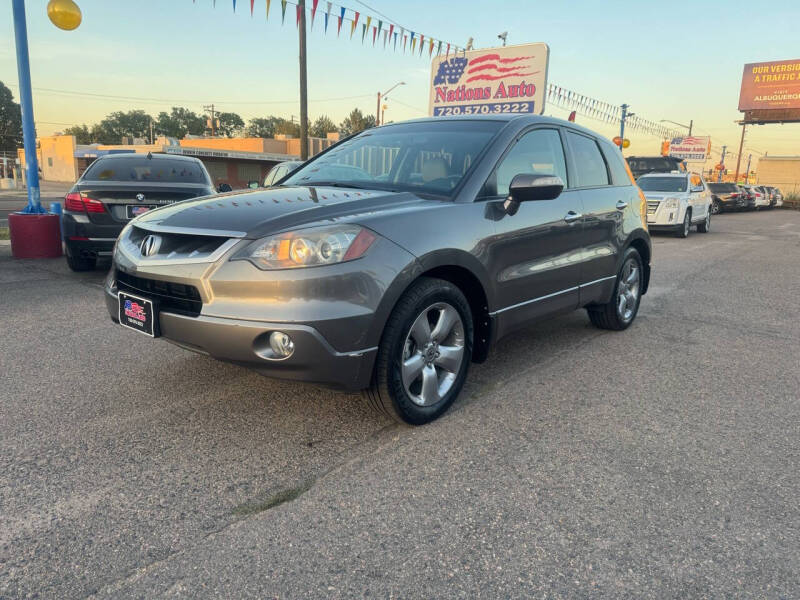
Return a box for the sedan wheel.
[587,247,643,331]
[616,258,641,324]
[711,200,721,215]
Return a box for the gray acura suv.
[107,116,651,424]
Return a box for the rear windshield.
[708,183,737,193]
[626,157,685,175]
[83,157,209,184]
[637,176,687,192]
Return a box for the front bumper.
[105,234,418,390]
[646,223,683,233]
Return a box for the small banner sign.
[668,136,711,161]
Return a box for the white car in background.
[637,172,712,238]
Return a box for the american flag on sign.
[674,136,704,145]
[434,52,538,86]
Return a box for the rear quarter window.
[566,131,609,188]
[599,142,633,186]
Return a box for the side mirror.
[217,183,232,193]
[504,173,564,215]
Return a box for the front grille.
[124,226,230,262]
[646,201,659,215]
[115,270,202,317]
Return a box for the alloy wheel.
[712,201,721,215]
[401,302,465,407]
[616,258,641,323]
[684,213,691,237]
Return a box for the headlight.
[664,197,680,209]
[234,224,377,270]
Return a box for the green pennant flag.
[280,0,287,23]
[361,23,367,42]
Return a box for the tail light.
[64,192,105,213]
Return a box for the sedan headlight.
[663,196,680,209]
[234,224,377,270]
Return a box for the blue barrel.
[49,201,62,215]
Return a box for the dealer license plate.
[127,204,157,218]
[118,291,158,337]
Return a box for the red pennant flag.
[372,25,377,45]
[419,34,424,55]
[403,34,408,52]
[446,42,450,57]
[310,0,318,29]
[296,3,300,26]
[250,0,254,15]
[350,11,359,38]
[337,6,344,35]
[388,23,394,46]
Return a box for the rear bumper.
[104,282,377,389]
[63,212,122,257]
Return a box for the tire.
[587,247,643,331]
[66,252,97,272]
[675,209,691,238]
[697,210,711,233]
[363,277,473,425]
[711,200,721,215]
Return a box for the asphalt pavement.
[2,210,799,598]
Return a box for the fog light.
[269,331,294,358]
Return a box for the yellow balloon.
[47,0,82,31]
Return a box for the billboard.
[429,43,549,117]
[668,136,711,161]
[739,59,800,112]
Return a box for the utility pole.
[298,0,309,160]
[744,154,752,184]
[619,104,629,151]
[734,122,746,183]
[688,120,693,136]
[718,145,727,183]
[203,104,217,137]
[376,91,381,126]
[149,119,154,144]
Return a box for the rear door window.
[83,157,209,184]
[566,132,609,188]
[599,143,633,186]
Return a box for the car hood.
[133,186,435,239]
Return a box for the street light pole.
[11,0,43,213]
[298,0,309,160]
[377,81,405,126]
[619,104,629,151]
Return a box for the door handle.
[615,200,628,210]
[563,210,582,224]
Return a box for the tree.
[0,81,23,152]
[62,124,92,144]
[155,107,205,138]
[309,115,337,138]
[216,112,244,137]
[245,117,276,138]
[273,117,300,137]
[94,110,153,143]
[339,108,376,137]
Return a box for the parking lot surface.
[2,210,799,598]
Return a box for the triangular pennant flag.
[337,6,344,35]
[296,3,301,27]
[429,37,434,56]
[419,34,424,55]
[403,34,408,53]
[383,29,387,47]
[388,24,394,47]
[411,37,417,53]
[446,42,450,57]
[393,31,398,50]
[232,0,236,11]
[281,0,287,23]
[310,0,318,30]
[363,16,371,42]
[436,40,442,57]
[324,2,331,33]
[350,11,359,38]
[250,0,254,15]
[376,20,382,45]
[265,0,270,18]
[372,26,377,45]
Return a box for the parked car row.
[706,183,782,214]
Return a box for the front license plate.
[127,204,157,218]
[118,291,158,337]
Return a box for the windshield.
[83,157,210,184]
[283,120,504,196]
[637,176,687,192]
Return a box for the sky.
[2,0,800,168]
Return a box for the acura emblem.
[139,234,162,257]
[136,193,145,202]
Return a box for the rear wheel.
[711,200,721,215]
[66,252,97,272]
[364,277,473,425]
[587,247,643,331]
[697,210,711,233]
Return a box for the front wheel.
[675,210,691,238]
[587,247,643,331]
[697,210,711,233]
[364,277,473,425]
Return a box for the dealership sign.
[429,43,549,117]
[739,59,800,113]
[669,136,711,161]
